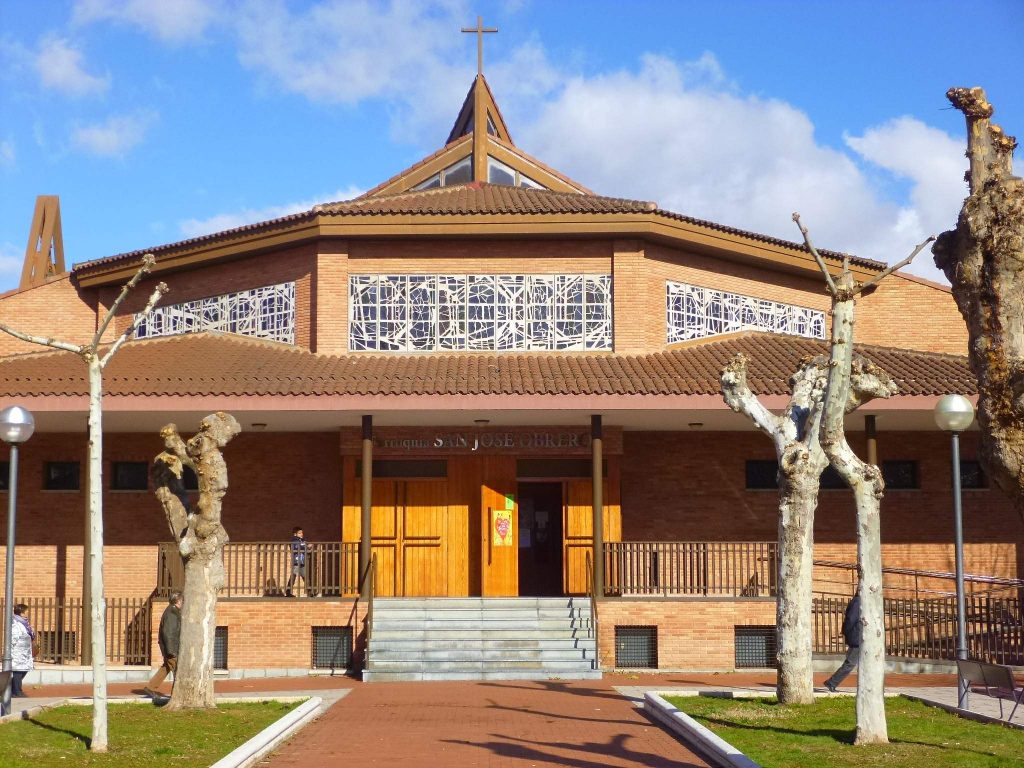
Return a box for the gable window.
[349,273,612,352]
[111,461,149,491]
[667,281,826,343]
[134,282,296,344]
[45,462,80,491]
[413,156,472,190]
[486,156,547,189]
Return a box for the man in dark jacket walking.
[824,593,861,692]
[144,591,182,697]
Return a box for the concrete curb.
[643,691,761,768]
[209,696,323,768]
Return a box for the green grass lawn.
[664,695,1024,768]
[0,700,298,768]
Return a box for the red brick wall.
[621,430,1024,580]
[149,599,367,669]
[857,274,968,355]
[0,277,98,356]
[599,599,776,669]
[0,431,342,598]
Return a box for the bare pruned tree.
[0,253,166,752]
[151,412,240,709]
[722,351,896,705]
[794,214,932,744]
[933,87,1024,521]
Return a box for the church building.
[0,43,1018,680]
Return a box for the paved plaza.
[6,671,1020,767]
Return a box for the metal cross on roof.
[461,15,497,76]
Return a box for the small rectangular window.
[44,462,80,491]
[614,626,658,669]
[0,462,8,491]
[745,460,778,490]
[311,626,353,669]
[882,460,918,489]
[214,626,228,670]
[112,461,149,491]
[960,460,987,490]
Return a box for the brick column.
[314,240,349,354]
[611,240,652,353]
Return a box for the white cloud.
[71,111,157,157]
[0,140,14,167]
[515,54,965,283]
[178,187,366,239]
[232,0,474,143]
[35,35,110,97]
[72,0,221,43]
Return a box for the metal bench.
[957,658,1024,722]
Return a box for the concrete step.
[371,607,591,620]
[368,638,595,652]
[362,668,602,682]
[374,597,588,609]
[371,628,594,642]
[371,618,593,631]
[367,658,596,672]
[367,648,594,663]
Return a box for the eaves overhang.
[72,209,883,288]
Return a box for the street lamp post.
[1,405,34,716]
[934,394,975,710]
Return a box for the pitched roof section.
[0,331,974,399]
[73,183,882,278]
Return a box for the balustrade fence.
[0,597,151,666]
[157,541,361,598]
[813,593,1023,666]
[603,541,778,597]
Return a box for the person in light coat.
[11,604,36,697]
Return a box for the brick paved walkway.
[260,679,711,767]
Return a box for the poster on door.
[493,508,513,547]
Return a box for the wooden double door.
[342,456,620,597]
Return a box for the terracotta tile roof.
[72,184,882,276]
[0,331,973,400]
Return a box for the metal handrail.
[813,559,1024,587]
[586,550,600,671]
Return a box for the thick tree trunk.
[152,413,240,710]
[775,469,822,704]
[933,87,1024,522]
[87,357,108,751]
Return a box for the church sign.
[339,426,623,456]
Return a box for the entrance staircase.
[363,597,600,681]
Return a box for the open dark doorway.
[517,482,564,596]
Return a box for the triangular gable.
[20,195,66,289]
[446,75,513,145]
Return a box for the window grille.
[214,626,228,670]
[735,626,777,668]
[135,282,295,344]
[44,462,80,491]
[311,626,353,669]
[882,460,918,489]
[959,460,987,489]
[614,626,658,668]
[349,274,612,352]
[667,281,826,343]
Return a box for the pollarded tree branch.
[92,254,156,347]
[856,237,934,295]
[100,281,168,368]
[721,354,783,438]
[0,321,82,354]
[792,213,837,294]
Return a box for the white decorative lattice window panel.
[135,282,296,344]
[666,281,825,343]
[349,274,612,352]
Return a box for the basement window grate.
[735,625,776,668]
[614,626,658,669]
[214,626,229,670]
[311,626,353,670]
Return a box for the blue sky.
[1,0,1022,291]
